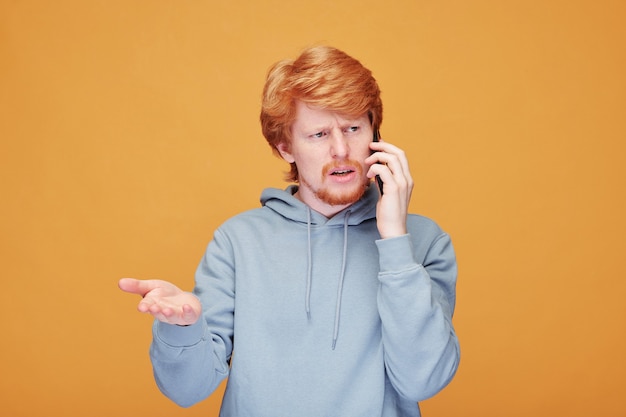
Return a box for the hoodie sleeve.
[375,230,460,402]
[149,228,235,407]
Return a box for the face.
[277,101,373,217]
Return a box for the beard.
[314,182,369,206]
[305,159,369,206]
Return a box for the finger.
[182,304,200,323]
[143,303,176,322]
[150,310,171,323]
[148,304,196,325]
[368,138,400,154]
[150,303,172,316]
[118,278,140,294]
[367,148,402,179]
[137,298,155,313]
[368,151,413,199]
[368,156,407,188]
[118,278,159,297]
[371,146,408,177]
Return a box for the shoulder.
[407,214,447,238]
[219,206,276,232]
[405,214,454,261]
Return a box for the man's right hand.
[118,278,202,326]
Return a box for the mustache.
[321,159,364,176]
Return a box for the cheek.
[291,152,319,175]
[357,140,373,159]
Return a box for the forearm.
[150,319,229,407]
[376,233,460,402]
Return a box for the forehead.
[292,101,368,130]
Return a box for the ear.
[276,142,295,163]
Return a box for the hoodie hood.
[260,183,380,349]
[260,183,379,226]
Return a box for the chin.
[316,182,368,206]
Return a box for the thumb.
[118,278,157,297]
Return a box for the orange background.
[1,1,625,416]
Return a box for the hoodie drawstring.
[304,207,351,350]
[305,207,313,319]
[331,211,350,350]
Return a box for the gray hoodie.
[149,184,459,416]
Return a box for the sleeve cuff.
[375,234,417,273]
[153,318,205,347]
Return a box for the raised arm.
[367,139,459,400]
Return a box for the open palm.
[118,278,202,326]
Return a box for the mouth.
[330,169,355,176]
[322,160,364,183]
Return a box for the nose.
[329,130,349,158]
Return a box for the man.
[119,45,459,417]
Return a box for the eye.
[345,126,359,133]
[310,131,326,139]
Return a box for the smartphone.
[373,130,384,195]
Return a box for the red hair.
[260,46,383,182]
